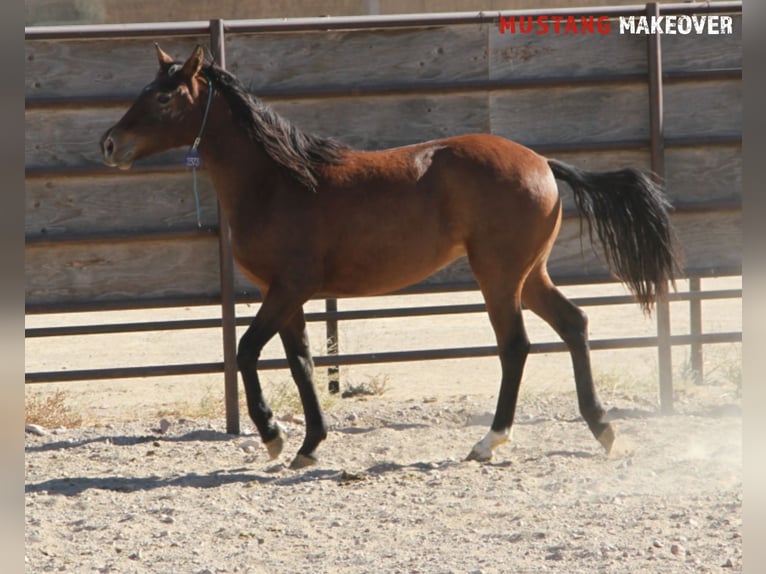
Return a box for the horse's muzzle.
[100,128,133,170]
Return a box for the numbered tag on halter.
[185,148,202,169]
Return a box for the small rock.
[722,557,734,568]
[278,413,305,425]
[159,418,172,434]
[652,540,663,548]
[25,424,48,436]
[159,514,175,524]
[239,440,260,453]
[670,543,683,556]
[545,550,564,561]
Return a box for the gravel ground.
[25,390,742,574]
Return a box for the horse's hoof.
[264,427,286,460]
[465,448,492,463]
[596,422,616,455]
[290,453,318,470]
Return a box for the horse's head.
[100,44,210,169]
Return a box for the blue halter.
[184,76,214,227]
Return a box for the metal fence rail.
[25,2,743,433]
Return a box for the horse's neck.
[200,118,280,216]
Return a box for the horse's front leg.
[279,309,327,469]
[237,286,310,462]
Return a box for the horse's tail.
[547,159,680,313]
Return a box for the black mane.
[203,65,349,190]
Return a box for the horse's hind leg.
[467,277,530,462]
[522,265,615,454]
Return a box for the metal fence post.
[689,276,703,384]
[646,2,673,414]
[326,298,340,393]
[210,19,240,434]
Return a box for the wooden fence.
[25,2,742,432]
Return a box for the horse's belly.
[323,242,466,297]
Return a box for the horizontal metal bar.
[24,330,742,384]
[25,227,219,248]
[24,2,741,41]
[26,317,226,338]
[24,163,183,180]
[25,68,741,112]
[24,287,741,339]
[221,3,742,34]
[25,295,229,315]
[25,362,225,383]
[25,21,212,41]
[24,134,741,183]
[24,267,742,315]
[664,68,742,84]
[23,195,741,249]
[665,134,742,149]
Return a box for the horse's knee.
[501,327,530,362]
[236,331,262,372]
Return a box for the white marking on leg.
[470,428,511,460]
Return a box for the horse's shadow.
[25,424,472,496]
[24,461,459,497]
[25,466,348,496]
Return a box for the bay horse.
[101,45,678,469]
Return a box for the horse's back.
[312,133,561,296]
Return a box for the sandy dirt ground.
[25,279,742,573]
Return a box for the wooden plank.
[268,93,490,151]
[25,237,222,306]
[664,146,742,205]
[489,83,648,146]
[226,24,489,93]
[26,93,490,167]
[25,107,189,168]
[26,141,739,239]
[662,14,742,73]
[489,21,646,80]
[543,144,742,210]
[543,211,741,280]
[24,207,741,306]
[25,173,217,237]
[25,37,209,98]
[671,210,742,272]
[26,25,490,100]
[664,79,742,140]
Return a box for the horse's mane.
[203,65,349,190]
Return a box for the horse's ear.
[180,45,205,79]
[155,43,175,68]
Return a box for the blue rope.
[192,167,202,227]
[185,77,215,228]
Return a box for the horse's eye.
[156,93,172,105]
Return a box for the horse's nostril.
[105,137,115,156]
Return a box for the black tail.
[548,159,680,313]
